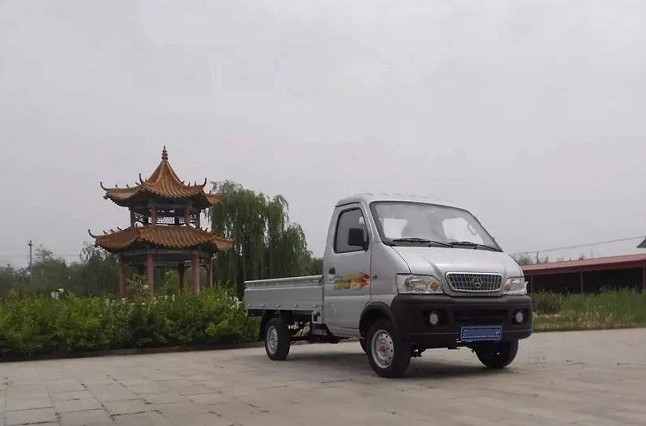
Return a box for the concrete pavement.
[2,328,646,425]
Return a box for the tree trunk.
[236,257,244,300]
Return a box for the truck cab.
[244,193,532,378]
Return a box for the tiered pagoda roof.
[90,147,233,253]
[100,147,222,209]
[89,225,233,252]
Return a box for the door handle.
[328,267,336,275]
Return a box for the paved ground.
[1,329,646,426]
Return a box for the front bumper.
[390,294,533,349]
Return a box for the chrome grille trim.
[445,272,502,293]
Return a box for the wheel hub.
[267,326,278,354]
[371,330,394,368]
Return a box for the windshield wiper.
[448,241,501,252]
[391,238,453,247]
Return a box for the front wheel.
[474,340,518,369]
[264,317,290,360]
[366,319,411,378]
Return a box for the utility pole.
[28,240,33,285]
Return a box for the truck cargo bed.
[244,275,323,313]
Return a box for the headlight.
[504,276,527,295]
[396,274,443,294]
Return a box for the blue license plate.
[460,325,503,342]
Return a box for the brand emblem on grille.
[472,277,483,289]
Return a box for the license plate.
[460,325,502,342]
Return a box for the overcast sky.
[1,0,645,267]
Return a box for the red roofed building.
[89,147,233,298]
[522,253,646,294]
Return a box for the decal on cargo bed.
[333,273,370,290]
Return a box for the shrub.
[531,292,566,315]
[0,288,259,358]
[533,289,646,331]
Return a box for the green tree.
[208,180,314,298]
[512,253,549,266]
[306,257,323,275]
[0,244,121,298]
[76,243,118,296]
[156,270,180,296]
[30,246,70,293]
[0,264,22,297]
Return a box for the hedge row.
[0,288,260,357]
[2,287,645,358]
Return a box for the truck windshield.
[369,201,502,251]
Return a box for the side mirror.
[348,227,367,249]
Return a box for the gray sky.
[1,0,645,267]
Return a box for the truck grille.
[446,273,502,293]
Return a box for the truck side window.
[334,208,367,253]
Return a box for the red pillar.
[147,253,155,298]
[178,262,186,294]
[192,253,200,293]
[207,255,213,288]
[118,255,127,298]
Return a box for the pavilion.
[89,147,233,298]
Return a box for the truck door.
[323,204,372,334]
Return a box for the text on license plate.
[460,325,503,342]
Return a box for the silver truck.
[244,193,532,378]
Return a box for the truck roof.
[335,192,462,209]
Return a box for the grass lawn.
[531,289,646,332]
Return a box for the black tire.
[264,317,290,361]
[366,319,410,378]
[475,340,519,369]
[359,338,368,353]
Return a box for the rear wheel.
[366,319,410,378]
[264,317,290,360]
[474,340,518,369]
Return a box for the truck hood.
[391,246,523,285]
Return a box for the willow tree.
[208,180,314,299]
